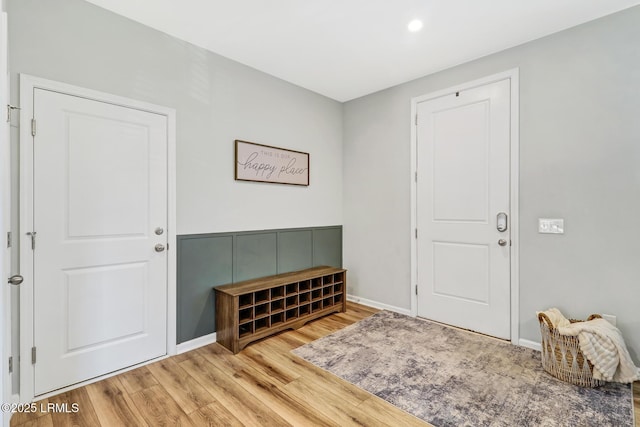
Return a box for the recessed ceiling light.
[408,19,423,32]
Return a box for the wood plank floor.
[10,302,640,427]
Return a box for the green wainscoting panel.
[177,234,233,344]
[176,225,342,344]
[235,232,278,282]
[277,230,313,273]
[312,227,343,268]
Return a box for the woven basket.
[537,312,605,387]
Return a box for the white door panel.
[67,113,151,238]
[32,89,167,395]
[432,242,489,303]
[432,101,489,222]
[65,263,148,349]
[417,79,511,339]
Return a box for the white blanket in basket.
[543,308,640,383]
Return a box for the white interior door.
[1,11,11,420]
[31,88,168,395]
[416,79,511,339]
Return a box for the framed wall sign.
[235,140,310,186]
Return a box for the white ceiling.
[84,0,640,102]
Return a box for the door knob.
[154,244,165,252]
[154,227,164,236]
[7,275,24,285]
[498,239,508,247]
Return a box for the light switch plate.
[538,218,564,234]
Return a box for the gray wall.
[343,6,640,362]
[8,0,343,238]
[177,226,342,343]
[7,0,639,364]
[7,0,343,353]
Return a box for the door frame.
[1,9,14,426]
[409,68,520,344]
[19,74,177,401]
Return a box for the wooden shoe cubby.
[215,266,346,353]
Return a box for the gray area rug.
[292,311,634,427]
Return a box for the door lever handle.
[497,212,508,232]
[8,275,24,286]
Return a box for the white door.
[31,88,168,395]
[1,11,10,419]
[416,79,511,339]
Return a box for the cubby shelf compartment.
[215,266,347,354]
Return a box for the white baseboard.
[177,332,217,354]
[519,338,542,352]
[347,294,412,316]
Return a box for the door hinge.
[31,118,36,137]
[166,243,169,251]
[31,347,36,364]
[27,231,36,250]
[8,356,13,373]
[415,115,418,126]
[7,104,20,123]
[415,172,417,183]
[415,228,418,239]
[6,231,11,248]
[415,285,418,295]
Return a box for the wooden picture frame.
[234,140,310,186]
